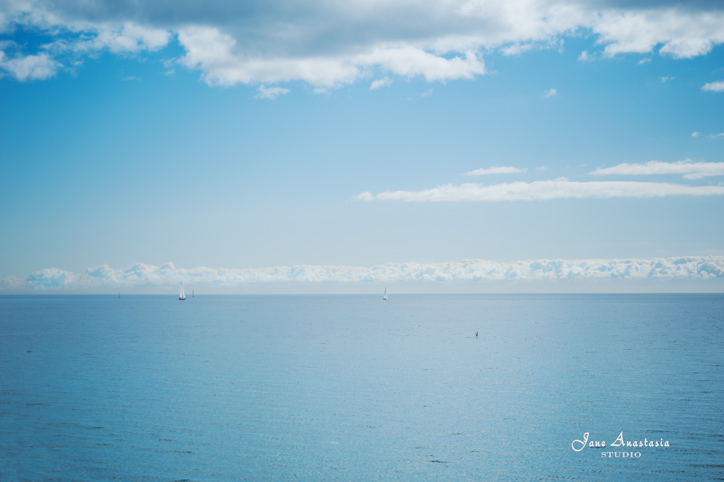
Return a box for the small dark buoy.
[475,332,478,338]
[27,350,31,353]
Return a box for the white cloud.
[370,77,393,90]
[535,166,549,170]
[702,81,724,92]
[45,23,170,56]
[499,38,564,56]
[691,132,701,138]
[255,85,290,99]
[577,50,589,61]
[710,133,724,139]
[4,257,722,291]
[637,58,651,64]
[590,160,724,179]
[24,268,75,288]
[354,179,724,202]
[544,88,556,97]
[0,18,169,80]
[2,1,724,86]
[0,51,60,81]
[420,88,433,97]
[89,23,170,54]
[464,166,526,176]
[0,275,24,290]
[177,26,485,87]
[359,47,485,83]
[593,8,724,58]
[661,75,673,83]
[122,76,140,81]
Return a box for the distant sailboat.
[192,289,195,298]
[383,287,388,301]
[118,292,121,298]
[179,283,186,301]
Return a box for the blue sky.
[1,0,723,293]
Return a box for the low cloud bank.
[354,180,724,202]
[2,257,723,292]
[464,166,526,176]
[590,160,724,179]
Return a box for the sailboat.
[118,292,121,298]
[383,288,388,301]
[192,289,195,298]
[179,283,186,301]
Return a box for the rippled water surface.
[1,294,723,481]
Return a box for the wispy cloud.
[255,85,290,99]
[661,75,673,83]
[464,166,526,176]
[702,81,724,92]
[544,88,557,97]
[590,160,724,179]
[637,58,651,65]
[577,50,590,61]
[354,179,724,202]
[370,77,393,90]
[420,89,433,97]
[122,76,140,81]
[3,257,722,291]
[691,132,701,138]
[501,42,539,56]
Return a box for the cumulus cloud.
[3,257,722,291]
[544,88,557,97]
[255,85,290,99]
[593,8,724,58]
[691,132,701,138]
[577,50,589,61]
[590,160,724,179]
[1,1,724,86]
[464,166,526,176]
[702,81,724,92]
[0,51,60,81]
[175,27,486,87]
[24,268,75,288]
[354,179,724,202]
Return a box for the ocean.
[1,294,722,481]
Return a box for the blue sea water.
[0,294,722,481]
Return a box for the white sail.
[179,283,186,300]
[383,287,388,300]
